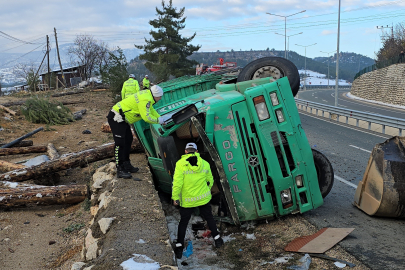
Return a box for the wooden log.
[0,105,16,116]
[0,140,33,148]
[90,89,107,92]
[0,100,85,107]
[0,160,25,173]
[0,142,143,182]
[73,109,87,120]
[0,146,47,156]
[0,181,88,207]
[51,90,84,97]
[47,143,60,160]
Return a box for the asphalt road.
[299,112,405,270]
[297,88,405,119]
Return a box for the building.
[39,65,85,89]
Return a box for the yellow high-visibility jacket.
[142,78,150,89]
[172,153,214,208]
[113,90,160,124]
[121,78,140,99]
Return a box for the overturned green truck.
[133,57,334,225]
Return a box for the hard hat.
[145,75,148,77]
[150,85,163,97]
[129,74,135,78]
[185,142,197,151]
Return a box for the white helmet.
[129,74,135,78]
[145,74,148,77]
[150,85,163,97]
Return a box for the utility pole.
[54,28,67,88]
[296,43,317,90]
[46,35,50,89]
[320,51,334,88]
[266,10,306,58]
[335,0,341,107]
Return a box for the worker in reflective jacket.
[172,143,224,259]
[142,75,150,90]
[107,85,165,179]
[121,74,140,99]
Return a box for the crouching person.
[172,142,224,259]
[107,85,165,178]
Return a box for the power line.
[0,43,45,68]
[0,31,39,44]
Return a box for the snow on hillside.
[298,70,351,86]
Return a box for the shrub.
[21,97,73,125]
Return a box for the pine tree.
[100,47,128,100]
[135,0,200,81]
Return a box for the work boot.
[117,165,132,179]
[174,243,183,259]
[123,161,139,173]
[214,234,224,248]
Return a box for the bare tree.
[13,62,43,91]
[68,35,109,80]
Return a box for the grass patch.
[63,223,85,233]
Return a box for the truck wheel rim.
[252,66,283,80]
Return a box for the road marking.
[349,145,371,153]
[335,175,357,189]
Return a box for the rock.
[92,171,113,191]
[85,229,99,261]
[98,218,115,234]
[90,206,99,216]
[83,266,94,270]
[82,130,92,134]
[98,191,115,209]
[49,240,56,245]
[71,262,86,270]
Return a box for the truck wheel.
[237,57,300,97]
[312,149,334,198]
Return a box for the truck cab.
[133,57,333,225]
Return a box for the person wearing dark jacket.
[172,142,224,259]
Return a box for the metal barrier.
[295,98,405,135]
[301,85,351,90]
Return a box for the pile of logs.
[0,136,144,207]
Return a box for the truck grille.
[271,131,295,177]
[235,111,266,210]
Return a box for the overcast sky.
[1,0,405,62]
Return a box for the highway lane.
[299,112,405,270]
[297,89,405,119]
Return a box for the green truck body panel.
[133,74,323,223]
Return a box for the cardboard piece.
[284,228,355,253]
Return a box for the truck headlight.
[276,109,285,123]
[295,175,303,187]
[253,95,270,121]
[280,188,292,205]
[270,92,279,106]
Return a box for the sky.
[1,0,405,62]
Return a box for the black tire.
[312,149,334,198]
[237,57,300,97]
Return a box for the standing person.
[142,75,150,90]
[172,143,224,259]
[107,85,165,178]
[121,74,140,99]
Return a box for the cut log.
[0,141,144,182]
[51,90,84,97]
[101,122,112,133]
[73,109,87,120]
[90,89,107,92]
[0,105,16,116]
[0,140,33,148]
[0,181,88,207]
[0,160,25,173]
[0,127,44,148]
[0,146,47,156]
[47,143,60,160]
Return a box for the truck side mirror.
[172,104,198,124]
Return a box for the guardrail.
[301,85,351,90]
[295,98,405,136]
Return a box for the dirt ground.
[0,88,370,270]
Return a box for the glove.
[158,117,165,125]
[113,112,124,123]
